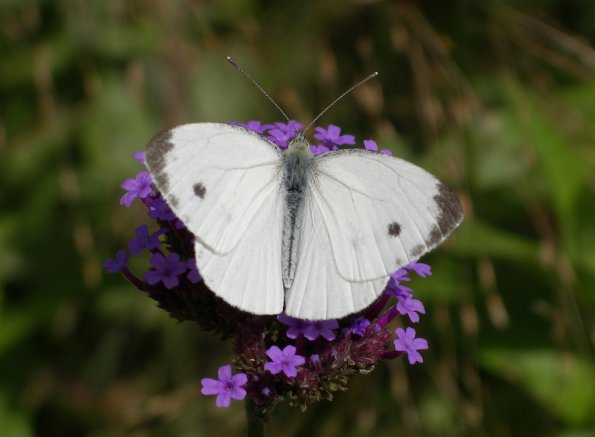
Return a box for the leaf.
[479,348,595,425]
[0,395,34,437]
[508,84,588,220]
[0,307,42,355]
[414,258,466,303]
[448,219,539,263]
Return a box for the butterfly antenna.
[304,72,379,133]
[227,56,291,123]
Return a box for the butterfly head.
[286,132,311,156]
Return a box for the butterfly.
[145,122,463,321]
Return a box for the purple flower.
[144,252,187,289]
[363,139,392,156]
[394,327,429,365]
[268,129,293,149]
[120,171,153,207]
[277,313,309,339]
[314,124,355,148]
[385,282,413,299]
[303,320,339,341]
[391,268,411,283]
[235,120,268,134]
[187,260,201,284]
[266,121,302,149]
[396,296,426,323]
[265,121,303,134]
[201,365,247,408]
[407,262,432,278]
[148,197,176,222]
[277,314,338,341]
[264,345,305,377]
[347,317,371,337]
[128,225,163,255]
[310,145,331,155]
[384,266,414,298]
[133,151,146,165]
[103,249,128,273]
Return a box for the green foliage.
[480,349,595,425]
[0,0,594,435]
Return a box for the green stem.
[245,398,264,437]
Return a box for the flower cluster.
[104,120,430,419]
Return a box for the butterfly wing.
[145,123,285,314]
[285,149,463,320]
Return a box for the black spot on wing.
[427,183,464,247]
[193,182,206,199]
[387,222,402,237]
[145,129,174,193]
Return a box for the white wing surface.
[145,123,285,314]
[285,149,463,320]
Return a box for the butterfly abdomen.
[281,147,313,289]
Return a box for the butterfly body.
[145,123,463,320]
[282,134,313,289]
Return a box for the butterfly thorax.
[281,134,313,289]
[283,135,312,188]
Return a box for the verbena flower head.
[105,121,432,418]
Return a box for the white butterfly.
[145,122,463,320]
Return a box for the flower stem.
[376,306,400,329]
[121,268,147,291]
[245,398,264,437]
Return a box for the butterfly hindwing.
[146,123,285,314]
[193,183,285,315]
[284,186,389,319]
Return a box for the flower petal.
[201,378,223,395]
[265,345,282,361]
[216,392,232,408]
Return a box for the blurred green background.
[1,0,594,435]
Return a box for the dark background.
[1,0,594,435]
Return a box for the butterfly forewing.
[145,123,285,314]
[146,123,282,255]
[193,184,285,315]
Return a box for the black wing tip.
[146,128,173,157]
[425,182,464,247]
[145,128,175,192]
